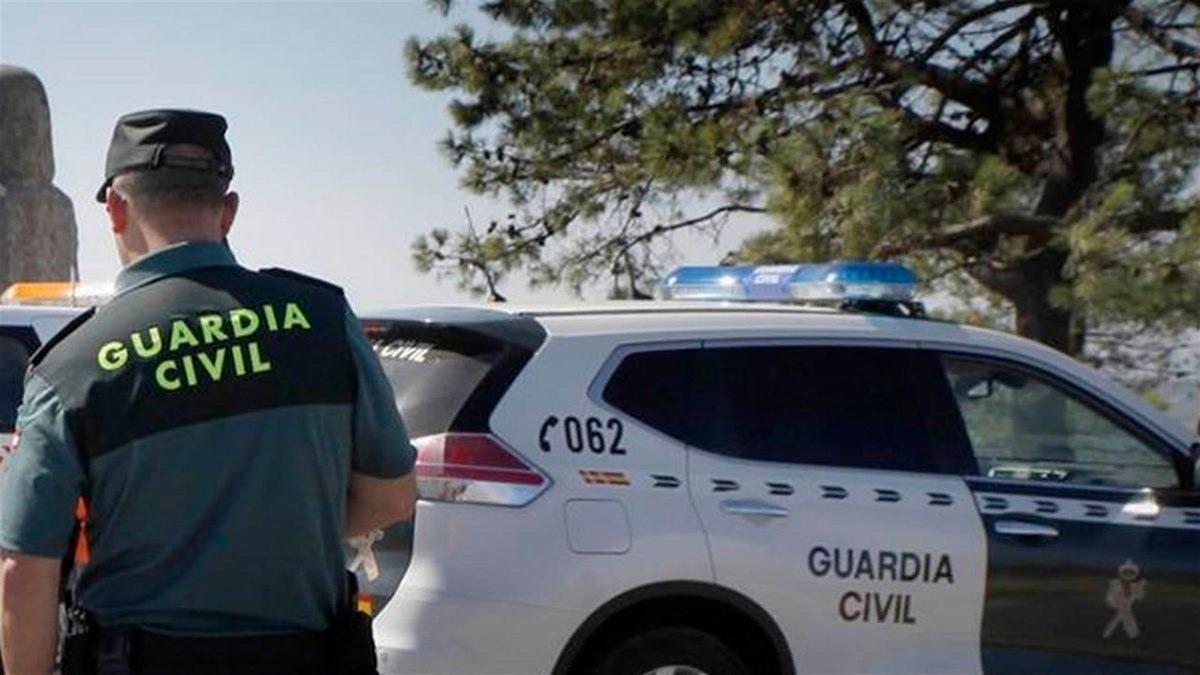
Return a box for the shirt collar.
[115,241,239,295]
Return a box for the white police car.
[360,262,1200,675]
[0,285,95,452]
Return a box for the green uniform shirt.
[0,242,414,635]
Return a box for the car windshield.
[0,337,30,434]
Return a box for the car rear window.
[361,318,542,438]
[0,337,30,433]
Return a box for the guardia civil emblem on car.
[1104,559,1147,640]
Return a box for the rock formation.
[0,64,77,286]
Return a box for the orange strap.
[73,497,90,565]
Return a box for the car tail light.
[412,433,550,506]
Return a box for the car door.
[685,342,989,675]
[937,353,1200,674]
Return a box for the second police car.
[0,283,99,456]
[358,262,1200,675]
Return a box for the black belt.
[65,572,374,675]
[98,626,329,667]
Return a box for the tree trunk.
[1013,290,1077,355]
[1002,5,1124,358]
[1006,247,1081,356]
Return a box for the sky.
[0,0,763,310]
[3,2,1198,430]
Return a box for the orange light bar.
[1,282,113,306]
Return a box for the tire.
[591,625,752,675]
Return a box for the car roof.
[367,301,842,324]
[367,301,1101,380]
[365,301,1014,348]
[0,304,89,325]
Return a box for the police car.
[0,283,98,454]
[361,262,1200,675]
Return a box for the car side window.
[602,348,703,447]
[694,346,938,472]
[0,336,31,434]
[942,356,1178,489]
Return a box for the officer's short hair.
[112,147,230,211]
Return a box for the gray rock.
[0,64,77,286]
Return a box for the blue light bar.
[658,261,919,305]
[660,266,753,300]
[788,261,918,303]
[744,265,804,301]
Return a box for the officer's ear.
[219,191,239,237]
[105,187,129,234]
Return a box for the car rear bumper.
[374,585,583,675]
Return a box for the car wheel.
[591,625,751,675]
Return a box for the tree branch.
[929,213,1058,245]
[631,203,766,247]
[1132,62,1200,77]
[903,107,995,151]
[587,203,768,270]
[462,206,507,302]
[876,207,1194,259]
[842,1,1002,119]
[1123,6,1200,59]
[920,0,1046,62]
[1121,209,1194,233]
[875,213,1059,258]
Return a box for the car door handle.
[993,520,1059,538]
[720,499,789,518]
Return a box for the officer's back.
[0,110,416,675]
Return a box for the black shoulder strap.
[28,307,96,370]
[259,267,344,296]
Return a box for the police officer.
[0,109,416,674]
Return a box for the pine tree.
[408,0,1200,362]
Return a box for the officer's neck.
[120,219,225,266]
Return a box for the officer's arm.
[346,473,415,539]
[0,375,83,675]
[343,307,416,538]
[0,551,59,675]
